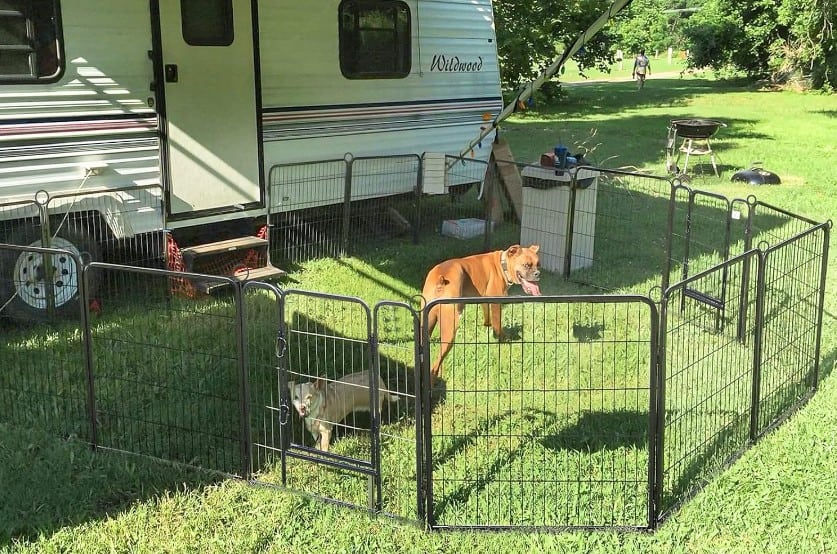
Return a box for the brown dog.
[421,244,541,383]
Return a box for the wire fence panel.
[350,155,420,202]
[423,295,658,530]
[749,200,822,251]
[373,301,423,521]
[0,187,165,323]
[672,187,734,285]
[267,156,424,264]
[420,156,497,249]
[659,252,760,519]
[279,290,381,510]
[342,155,421,255]
[266,154,502,267]
[0,199,41,247]
[268,159,348,262]
[0,244,91,440]
[444,155,492,194]
[0,161,830,533]
[45,184,166,268]
[242,282,286,482]
[754,224,830,435]
[46,186,167,320]
[83,263,245,476]
[565,169,673,294]
[0,200,83,322]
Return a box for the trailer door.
[155,0,262,218]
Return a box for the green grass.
[560,55,690,83]
[2,77,837,552]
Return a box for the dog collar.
[500,250,515,287]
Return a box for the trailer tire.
[0,227,100,322]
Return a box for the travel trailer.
[0,0,503,317]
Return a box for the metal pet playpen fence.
[0,156,830,532]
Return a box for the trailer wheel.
[0,227,100,322]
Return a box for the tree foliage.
[774,0,836,88]
[493,0,618,93]
[610,0,836,89]
[680,0,836,88]
[613,0,690,54]
[681,0,785,77]
[491,0,835,91]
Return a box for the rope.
[166,233,197,298]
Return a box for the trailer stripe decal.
[263,98,501,121]
[262,98,502,140]
[0,116,158,140]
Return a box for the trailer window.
[339,0,410,79]
[181,0,234,46]
[0,0,62,83]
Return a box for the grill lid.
[670,118,725,139]
[731,167,781,185]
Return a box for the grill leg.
[682,138,692,174]
[708,139,719,177]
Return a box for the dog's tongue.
[521,278,541,295]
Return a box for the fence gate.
[275,290,384,509]
[421,295,660,531]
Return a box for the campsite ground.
[2,75,836,553]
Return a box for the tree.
[775,0,836,88]
[614,0,687,55]
[680,0,836,89]
[493,0,619,93]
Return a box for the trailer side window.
[0,0,62,83]
[339,0,410,79]
[181,0,234,47]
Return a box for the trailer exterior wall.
[0,0,502,230]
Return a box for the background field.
[2,75,836,552]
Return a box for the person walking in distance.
[632,49,651,89]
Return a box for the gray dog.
[288,370,398,451]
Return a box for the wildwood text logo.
[430,54,483,72]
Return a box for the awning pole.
[456,0,634,161]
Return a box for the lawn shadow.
[0,424,221,546]
[537,409,648,451]
[549,77,756,120]
[431,408,650,519]
[818,344,836,383]
[813,109,837,118]
[657,402,769,521]
[431,410,513,466]
[504,78,777,173]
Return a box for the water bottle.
[554,145,568,173]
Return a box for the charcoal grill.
[665,118,726,177]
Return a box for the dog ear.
[506,244,521,257]
[313,378,325,390]
[286,380,295,394]
[529,244,540,253]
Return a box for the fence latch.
[275,332,287,359]
[279,399,290,426]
